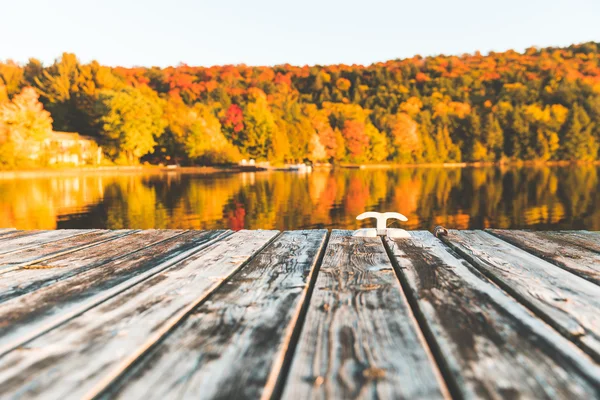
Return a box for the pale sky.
[2,0,599,68]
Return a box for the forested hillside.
[1,42,599,166]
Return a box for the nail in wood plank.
[442,230,600,362]
[488,230,600,285]
[104,230,327,400]
[0,230,278,400]
[282,230,448,400]
[388,232,600,399]
[0,230,228,355]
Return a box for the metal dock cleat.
[353,212,411,238]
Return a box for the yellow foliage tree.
[0,87,52,167]
[166,96,240,164]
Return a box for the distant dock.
[0,227,598,398]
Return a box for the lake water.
[1,166,599,231]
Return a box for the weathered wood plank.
[442,230,600,362]
[0,230,228,356]
[0,230,183,303]
[0,228,16,236]
[103,230,327,400]
[281,231,448,400]
[387,232,600,399]
[0,230,90,256]
[0,229,134,269]
[542,230,600,253]
[0,230,278,400]
[488,230,600,285]
[0,230,42,242]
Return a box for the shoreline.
[1,160,599,180]
[0,165,266,180]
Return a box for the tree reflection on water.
[0,166,598,231]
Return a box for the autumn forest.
[1,41,600,168]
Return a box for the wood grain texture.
[0,230,278,400]
[0,230,89,255]
[488,229,600,285]
[0,229,134,269]
[106,230,327,400]
[281,230,448,400]
[0,230,228,356]
[0,230,42,242]
[0,230,182,303]
[0,228,16,236]
[387,232,600,399]
[443,230,600,362]
[538,230,600,253]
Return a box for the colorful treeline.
[1,42,600,167]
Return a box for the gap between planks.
[487,229,600,286]
[385,232,600,399]
[0,230,44,242]
[381,235,464,400]
[0,230,93,257]
[0,230,280,400]
[0,228,17,237]
[2,229,599,399]
[0,230,231,358]
[280,231,450,400]
[0,230,191,304]
[86,230,282,400]
[441,230,600,363]
[97,230,328,400]
[0,230,139,274]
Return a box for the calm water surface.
[1,166,599,231]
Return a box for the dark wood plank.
[0,230,90,255]
[0,229,135,269]
[0,230,278,400]
[102,230,327,400]
[0,230,184,303]
[0,230,229,356]
[282,231,448,400]
[387,232,600,399]
[443,230,600,362]
[488,230,600,285]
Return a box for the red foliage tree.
[221,104,245,145]
[341,120,369,162]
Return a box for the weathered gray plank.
[387,232,600,399]
[0,230,228,356]
[443,230,600,362]
[0,230,90,256]
[0,230,278,400]
[0,229,134,269]
[281,231,448,400]
[104,230,327,400]
[0,230,42,242]
[488,230,600,285]
[543,230,600,253]
[0,228,16,236]
[0,230,183,303]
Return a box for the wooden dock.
[0,227,599,399]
